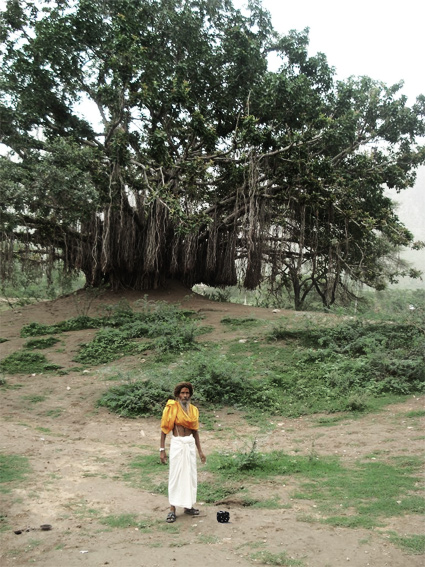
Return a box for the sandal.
[184,507,200,516]
[166,512,176,523]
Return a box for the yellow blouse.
[160,400,199,434]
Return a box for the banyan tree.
[1,0,424,306]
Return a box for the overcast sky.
[243,0,424,105]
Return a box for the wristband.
[159,448,165,451]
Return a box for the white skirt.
[168,435,197,509]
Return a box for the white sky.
[246,0,425,105]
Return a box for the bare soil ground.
[0,282,424,567]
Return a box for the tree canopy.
[1,0,424,308]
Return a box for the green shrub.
[57,315,102,331]
[74,328,143,365]
[188,354,251,405]
[97,378,173,417]
[0,351,62,374]
[20,316,102,337]
[20,322,60,337]
[153,321,198,352]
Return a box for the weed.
[197,534,219,544]
[44,408,63,417]
[22,394,46,404]
[197,480,243,503]
[221,316,260,328]
[73,285,107,317]
[321,516,384,529]
[208,449,341,480]
[0,351,62,374]
[74,328,144,365]
[198,287,232,302]
[20,322,60,337]
[250,550,305,566]
[64,498,100,518]
[251,496,282,509]
[97,378,174,417]
[99,514,138,528]
[153,321,198,352]
[137,518,158,531]
[313,416,348,427]
[0,338,8,343]
[20,316,103,338]
[23,337,60,350]
[69,301,199,363]
[0,514,9,532]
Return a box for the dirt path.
[1,283,424,566]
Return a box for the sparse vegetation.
[250,550,305,566]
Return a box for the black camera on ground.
[216,510,230,523]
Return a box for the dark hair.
[174,381,193,397]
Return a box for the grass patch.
[204,447,424,528]
[197,480,244,503]
[21,394,46,404]
[0,454,31,492]
[405,410,425,418]
[292,456,424,526]
[99,513,138,528]
[124,455,168,493]
[387,532,425,554]
[197,534,220,544]
[312,415,351,427]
